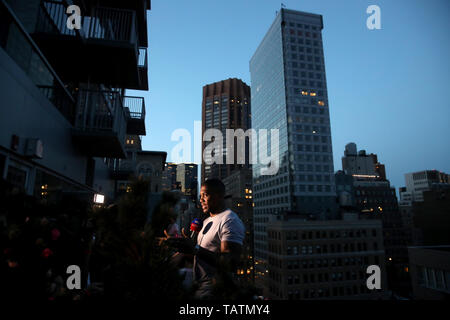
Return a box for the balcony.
[32,0,148,90]
[109,158,136,180]
[73,0,151,47]
[71,89,127,158]
[124,96,146,135]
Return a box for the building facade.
[176,163,198,198]
[408,246,450,300]
[412,187,450,246]
[0,0,157,207]
[201,78,251,182]
[400,170,449,204]
[337,143,411,296]
[161,162,178,192]
[249,8,337,289]
[341,143,386,180]
[266,215,387,300]
[223,168,254,283]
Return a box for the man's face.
[200,185,220,214]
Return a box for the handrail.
[74,89,127,141]
[37,0,80,36]
[138,47,147,68]
[37,0,138,44]
[123,96,145,120]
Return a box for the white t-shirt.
[193,209,245,297]
[196,209,245,252]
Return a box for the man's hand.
[166,235,195,254]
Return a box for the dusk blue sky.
[128,0,450,191]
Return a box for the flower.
[41,248,53,258]
[51,228,61,241]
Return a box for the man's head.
[200,178,226,215]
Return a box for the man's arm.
[219,241,242,272]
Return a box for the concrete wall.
[0,46,115,199]
[0,47,88,186]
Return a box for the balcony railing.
[36,0,138,45]
[36,0,79,36]
[123,96,145,120]
[74,89,126,136]
[38,85,76,123]
[137,47,148,90]
[109,158,136,179]
[138,47,147,68]
[88,7,137,43]
[0,0,75,123]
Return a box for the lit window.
[310,92,316,96]
[318,101,325,106]
[301,90,308,96]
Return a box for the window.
[7,164,27,191]
[427,268,436,288]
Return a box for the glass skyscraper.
[250,8,337,288]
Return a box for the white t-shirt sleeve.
[219,215,245,245]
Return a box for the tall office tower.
[161,162,178,191]
[250,8,336,289]
[201,78,251,182]
[176,163,198,197]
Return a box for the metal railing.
[88,6,137,43]
[110,158,135,171]
[108,158,137,178]
[0,0,75,123]
[123,96,145,120]
[138,47,147,67]
[74,89,126,139]
[38,85,76,123]
[36,0,79,36]
[36,0,138,44]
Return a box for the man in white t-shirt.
[193,178,245,299]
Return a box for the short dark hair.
[201,178,225,197]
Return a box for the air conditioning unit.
[25,138,43,159]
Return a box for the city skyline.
[129,0,450,191]
[1,0,449,302]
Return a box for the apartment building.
[0,0,158,205]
